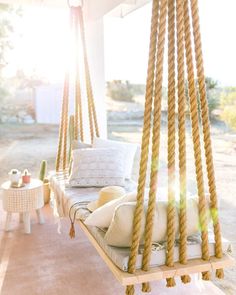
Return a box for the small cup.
[22,174,31,184]
[9,169,21,185]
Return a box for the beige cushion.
[93,137,137,180]
[87,186,126,212]
[69,148,126,187]
[104,198,206,247]
[84,192,137,228]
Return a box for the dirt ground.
[0,121,236,294]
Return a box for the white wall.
[35,15,107,140]
[85,16,107,139]
[35,84,68,125]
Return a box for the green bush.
[220,90,236,130]
[185,77,220,119]
[106,80,134,102]
[204,77,219,117]
[221,106,236,130]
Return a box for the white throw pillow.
[104,198,205,247]
[85,191,137,228]
[69,148,126,187]
[92,137,137,180]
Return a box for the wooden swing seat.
[50,173,234,286]
[79,220,234,286]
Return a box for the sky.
[5,0,236,86]
[104,0,236,86]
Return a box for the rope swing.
[126,0,224,293]
[56,4,99,172]
[54,1,230,294]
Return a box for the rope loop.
[67,0,83,8]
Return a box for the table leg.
[5,212,12,231]
[36,209,44,224]
[19,213,23,223]
[23,212,31,234]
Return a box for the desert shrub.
[221,106,236,130]
[205,77,220,117]
[220,91,236,130]
[107,80,134,102]
[131,84,146,96]
[185,77,220,119]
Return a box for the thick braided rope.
[77,7,94,141]
[183,0,210,281]
[55,97,65,172]
[68,114,75,164]
[56,71,70,172]
[56,8,73,172]
[137,0,168,294]
[78,7,100,141]
[62,80,69,171]
[90,95,100,138]
[176,0,191,284]
[166,0,176,288]
[126,1,160,294]
[74,8,84,142]
[190,0,224,279]
[73,8,79,141]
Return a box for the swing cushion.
[69,148,126,187]
[88,225,231,271]
[92,137,137,180]
[104,199,204,247]
[85,191,137,228]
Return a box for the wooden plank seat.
[79,221,234,286]
[50,173,235,286]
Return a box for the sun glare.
[6,6,70,82]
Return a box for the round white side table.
[1,179,44,234]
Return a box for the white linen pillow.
[92,137,137,179]
[85,191,137,228]
[104,198,207,247]
[69,148,126,187]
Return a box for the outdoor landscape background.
[0,1,236,294]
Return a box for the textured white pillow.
[92,137,137,179]
[69,148,126,187]
[104,198,204,247]
[85,191,137,228]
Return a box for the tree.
[185,77,220,119]
[204,77,220,118]
[0,4,14,69]
[0,4,21,121]
[106,80,134,102]
[220,89,236,130]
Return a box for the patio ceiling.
[0,0,151,19]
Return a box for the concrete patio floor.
[0,203,229,295]
[0,122,235,294]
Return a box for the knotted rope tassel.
[68,202,87,239]
[69,222,75,239]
